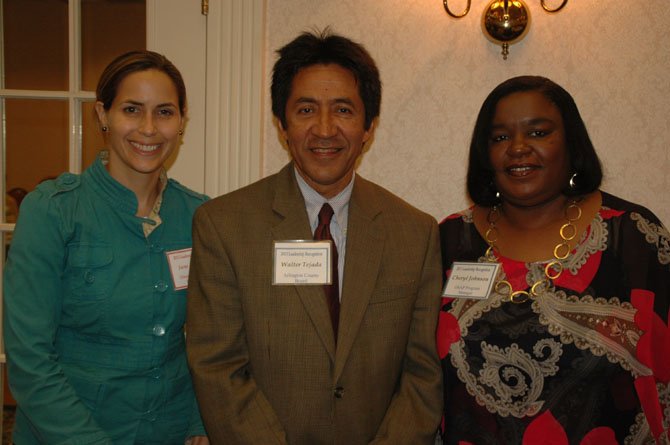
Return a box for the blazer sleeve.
[371,218,444,444]
[3,189,112,445]
[186,204,288,444]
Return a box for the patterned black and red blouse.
[437,191,669,445]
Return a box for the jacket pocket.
[63,243,114,300]
[66,372,105,412]
[368,280,418,304]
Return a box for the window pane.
[81,0,146,91]
[2,0,68,90]
[5,99,68,195]
[82,100,105,169]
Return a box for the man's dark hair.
[271,29,381,130]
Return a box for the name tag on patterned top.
[442,262,500,300]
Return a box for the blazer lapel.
[270,164,336,361]
[334,176,385,380]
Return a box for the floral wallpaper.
[262,0,670,225]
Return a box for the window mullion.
[68,0,82,174]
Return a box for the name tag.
[166,248,192,291]
[442,262,499,300]
[273,241,334,285]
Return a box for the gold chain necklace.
[484,200,582,304]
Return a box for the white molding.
[68,0,82,174]
[205,0,265,197]
[146,0,208,193]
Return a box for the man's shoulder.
[198,170,283,216]
[354,175,433,222]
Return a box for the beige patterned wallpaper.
[262,0,670,225]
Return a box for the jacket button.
[152,324,166,336]
[83,271,95,284]
[154,281,168,292]
[334,386,344,399]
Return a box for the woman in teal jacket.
[3,51,209,444]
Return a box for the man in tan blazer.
[186,30,443,444]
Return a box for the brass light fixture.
[443,0,568,60]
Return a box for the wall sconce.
[443,0,568,60]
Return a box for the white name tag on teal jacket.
[166,248,192,290]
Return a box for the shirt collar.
[294,166,354,232]
[91,150,168,237]
[143,169,168,237]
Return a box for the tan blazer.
[187,164,443,444]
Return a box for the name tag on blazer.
[273,240,334,285]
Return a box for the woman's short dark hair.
[271,29,381,130]
[467,75,602,206]
[96,50,186,115]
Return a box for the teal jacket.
[3,157,208,444]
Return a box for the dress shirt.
[294,168,353,299]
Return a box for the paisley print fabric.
[438,192,670,444]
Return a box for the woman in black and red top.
[438,75,669,445]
